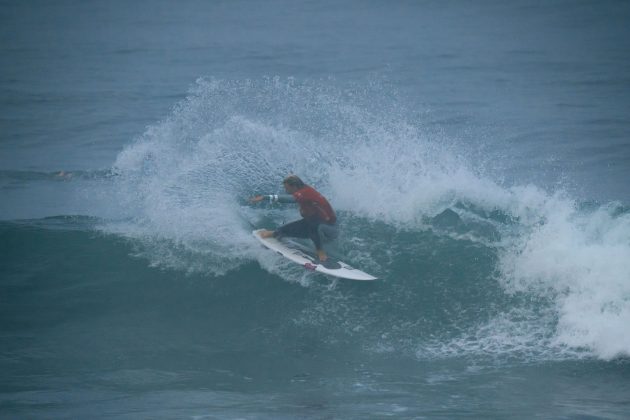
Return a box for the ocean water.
[2,1,630,418]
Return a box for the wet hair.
[283,175,305,188]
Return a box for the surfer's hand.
[249,195,264,204]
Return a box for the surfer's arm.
[271,194,295,203]
[249,194,295,204]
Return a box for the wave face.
[73,78,630,362]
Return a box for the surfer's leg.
[309,227,322,250]
[306,221,328,261]
[317,223,338,243]
[274,219,310,239]
[276,219,328,261]
[312,223,339,262]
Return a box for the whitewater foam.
[499,198,630,360]
[102,77,630,360]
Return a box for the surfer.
[250,175,338,262]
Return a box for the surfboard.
[252,229,377,281]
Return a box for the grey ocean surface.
[1,1,630,418]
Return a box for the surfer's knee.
[318,223,339,242]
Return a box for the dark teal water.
[2,1,630,418]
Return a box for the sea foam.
[105,77,630,360]
[499,196,630,360]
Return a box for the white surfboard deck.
[253,229,377,281]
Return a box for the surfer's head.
[283,175,305,193]
[283,175,305,188]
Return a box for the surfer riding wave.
[249,175,338,262]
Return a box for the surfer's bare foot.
[317,249,327,262]
[260,230,274,238]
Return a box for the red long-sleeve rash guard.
[292,186,336,224]
[265,185,336,224]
